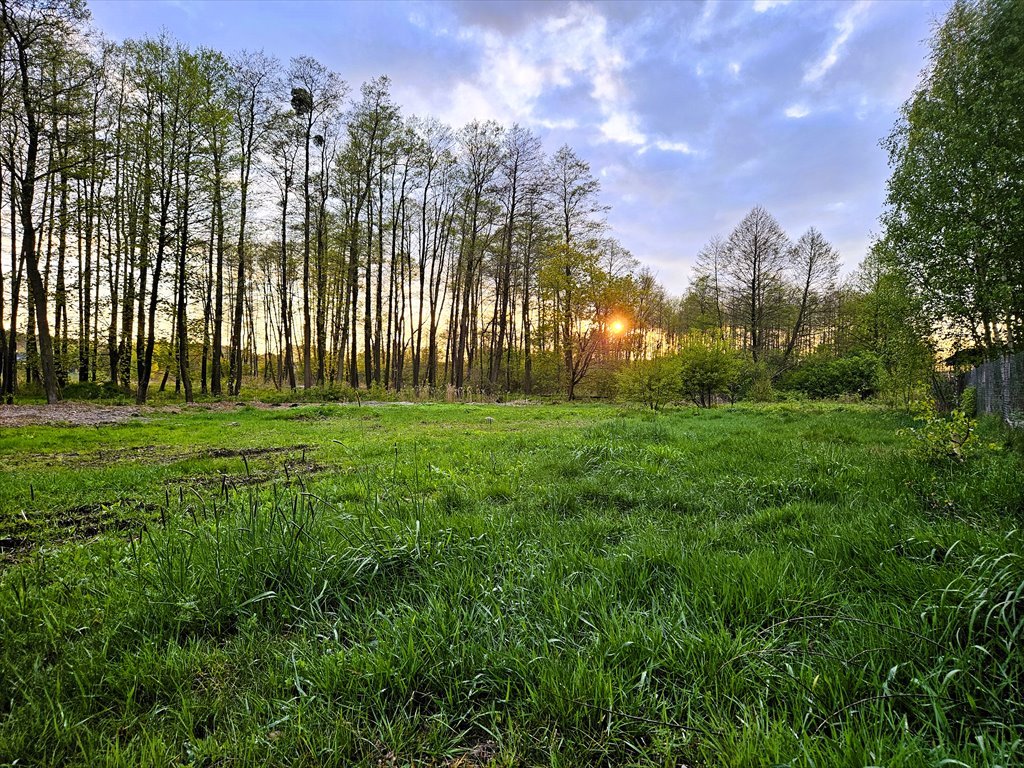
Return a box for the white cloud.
[418,2,701,157]
[601,112,646,146]
[420,2,649,144]
[435,81,507,129]
[753,0,791,12]
[728,61,742,76]
[784,103,810,119]
[804,1,871,84]
[534,117,578,130]
[654,139,695,155]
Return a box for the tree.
[837,245,934,404]
[783,227,839,361]
[540,240,610,400]
[451,119,502,389]
[690,235,728,337]
[881,0,1024,353]
[723,206,790,363]
[227,50,279,396]
[488,123,542,390]
[0,0,91,403]
[289,56,345,389]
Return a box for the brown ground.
[0,403,149,428]
[0,398,531,428]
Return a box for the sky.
[88,0,949,295]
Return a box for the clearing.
[0,402,1021,766]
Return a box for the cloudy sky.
[89,0,948,294]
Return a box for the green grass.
[1,402,1022,766]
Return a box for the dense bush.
[677,338,742,407]
[785,351,882,399]
[616,356,679,410]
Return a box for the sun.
[610,320,625,334]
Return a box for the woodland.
[5,0,1017,407]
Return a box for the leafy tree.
[288,56,345,389]
[1,0,91,403]
[881,0,1024,353]
[689,235,728,336]
[723,206,790,362]
[783,227,839,361]
[540,240,610,400]
[227,50,280,397]
[838,246,934,404]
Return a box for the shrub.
[616,356,679,410]
[677,338,741,407]
[960,385,977,416]
[901,398,998,463]
[786,351,882,399]
[61,380,132,402]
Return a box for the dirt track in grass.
[0,399,530,428]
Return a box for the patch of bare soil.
[22,443,316,469]
[0,499,160,564]
[0,403,147,428]
[0,398,540,429]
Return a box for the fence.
[962,351,1024,427]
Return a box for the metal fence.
[962,352,1024,427]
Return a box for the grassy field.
[0,402,1022,767]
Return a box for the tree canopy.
[880,0,1024,355]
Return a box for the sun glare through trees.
[0,0,1022,765]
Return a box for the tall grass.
[1,404,1022,766]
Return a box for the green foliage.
[786,351,883,400]
[738,360,775,402]
[961,385,978,417]
[60,380,133,402]
[880,0,1024,350]
[616,355,679,409]
[676,337,741,407]
[528,349,563,396]
[901,399,999,463]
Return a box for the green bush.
[61,380,132,402]
[616,356,679,409]
[901,398,998,463]
[961,385,977,416]
[677,338,742,407]
[786,351,882,399]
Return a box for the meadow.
[0,402,1022,767]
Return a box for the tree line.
[2,0,972,408]
[0,0,696,404]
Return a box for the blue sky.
[89,0,948,294]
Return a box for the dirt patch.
[23,443,315,469]
[202,444,312,460]
[1,499,161,564]
[178,461,339,490]
[0,399,543,428]
[0,403,147,428]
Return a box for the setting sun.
[610,320,625,334]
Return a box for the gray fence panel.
[964,352,1024,427]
